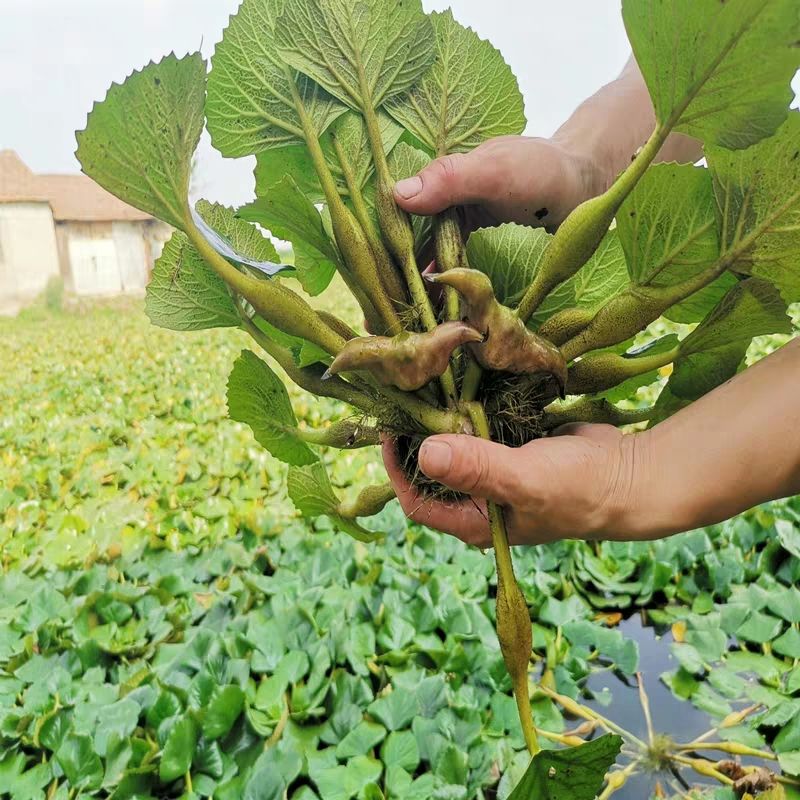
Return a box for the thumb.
[393,151,498,216]
[418,435,518,505]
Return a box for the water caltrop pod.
[325,321,483,392]
[430,269,568,395]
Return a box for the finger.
[552,422,622,445]
[417,435,520,506]
[381,438,491,546]
[393,151,501,216]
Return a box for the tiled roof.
[0,150,153,223]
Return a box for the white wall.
[0,202,60,315]
[112,221,149,292]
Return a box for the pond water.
[581,614,723,799]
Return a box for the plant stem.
[675,741,777,761]
[568,346,679,396]
[186,224,346,357]
[330,134,407,307]
[541,398,653,431]
[240,315,376,411]
[636,673,655,746]
[286,71,403,336]
[356,72,458,406]
[298,421,381,449]
[671,755,734,786]
[467,402,539,756]
[434,209,468,322]
[537,686,649,751]
[517,125,669,324]
[461,360,484,403]
[242,313,465,434]
[597,762,639,800]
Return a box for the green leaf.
[536,230,630,325]
[56,734,104,791]
[203,685,245,740]
[227,350,318,467]
[774,627,800,659]
[736,610,784,644]
[367,690,417,731]
[507,735,623,800]
[466,224,551,307]
[287,462,383,543]
[768,587,800,623]
[623,0,800,149]
[76,53,205,230]
[616,163,735,324]
[779,750,800,776]
[160,715,199,783]
[707,112,800,303]
[655,278,791,419]
[239,176,341,297]
[146,232,241,332]
[277,0,435,113]
[335,721,387,760]
[380,731,420,773]
[467,226,628,325]
[206,0,345,156]
[328,111,405,191]
[251,111,403,206]
[385,10,525,154]
[196,200,282,266]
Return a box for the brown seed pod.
[325,321,483,392]
[429,269,568,395]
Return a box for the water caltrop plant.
[76,0,800,794]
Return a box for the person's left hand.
[383,424,650,547]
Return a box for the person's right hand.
[393,135,608,230]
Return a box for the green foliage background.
[1,294,799,800]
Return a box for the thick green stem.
[357,73,458,406]
[242,313,464,435]
[538,307,595,347]
[542,398,653,431]
[568,346,678,396]
[286,72,403,336]
[517,126,670,324]
[461,360,484,403]
[434,209,468,322]
[560,261,726,363]
[298,420,381,449]
[330,134,408,308]
[187,225,346,357]
[435,209,484,400]
[467,403,539,756]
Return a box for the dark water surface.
[581,614,721,799]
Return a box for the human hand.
[384,423,650,548]
[393,135,608,230]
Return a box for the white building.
[0,150,171,315]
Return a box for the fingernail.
[420,440,452,478]
[395,176,423,200]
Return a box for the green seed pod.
[301,419,381,450]
[537,307,594,346]
[516,191,619,323]
[338,483,396,519]
[326,321,483,392]
[567,347,677,395]
[431,269,568,394]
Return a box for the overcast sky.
[2,1,798,208]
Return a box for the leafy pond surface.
[2,304,800,800]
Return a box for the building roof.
[0,150,153,223]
